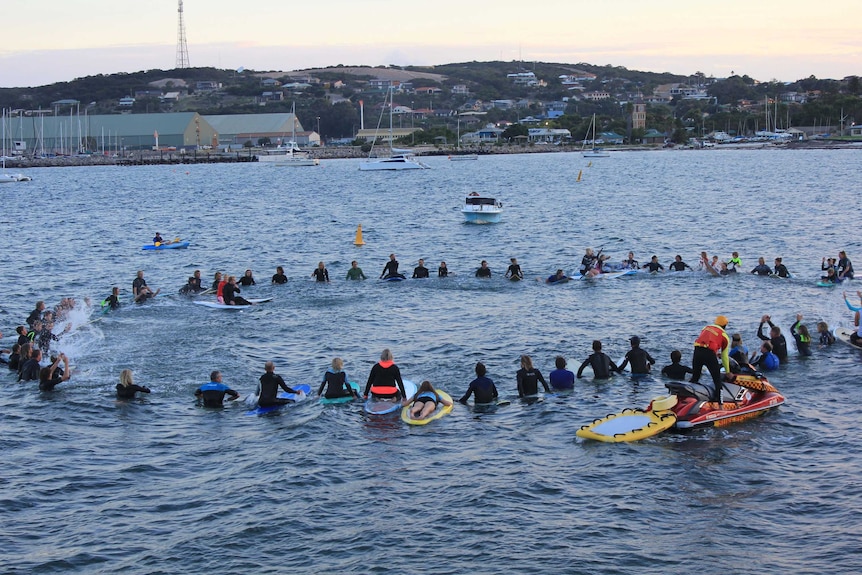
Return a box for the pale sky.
[1,0,859,87]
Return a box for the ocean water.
[2,149,861,574]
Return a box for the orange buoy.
[354,224,365,246]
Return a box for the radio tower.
[176,0,190,69]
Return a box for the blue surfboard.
[245,383,311,415]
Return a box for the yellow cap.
[715,315,728,327]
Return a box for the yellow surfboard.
[401,391,453,426]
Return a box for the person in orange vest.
[690,315,732,403]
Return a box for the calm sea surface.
[2,149,861,574]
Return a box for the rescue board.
[576,405,677,442]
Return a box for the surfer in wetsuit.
[195,371,239,407]
[750,257,772,276]
[660,350,693,381]
[756,315,788,362]
[311,262,330,283]
[364,348,406,399]
[116,369,151,399]
[272,266,288,284]
[773,257,790,278]
[132,270,160,303]
[790,314,812,357]
[26,301,46,328]
[380,254,405,280]
[223,276,253,305]
[837,250,854,280]
[618,336,655,375]
[318,357,358,399]
[438,262,449,277]
[505,257,523,280]
[576,340,619,379]
[258,361,300,407]
[458,362,499,404]
[346,261,366,280]
[102,287,121,310]
[643,256,664,273]
[212,272,223,292]
[669,255,692,271]
[238,269,256,286]
[404,380,452,420]
[690,315,732,403]
[475,260,492,278]
[621,252,639,270]
[39,353,71,392]
[412,259,430,278]
[546,269,568,283]
[516,355,549,397]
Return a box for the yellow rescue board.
[576,408,676,442]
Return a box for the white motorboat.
[462,192,503,224]
[258,141,319,167]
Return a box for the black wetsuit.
[773,264,790,278]
[258,372,296,407]
[116,383,151,399]
[238,276,256,286]
[661,362,693,381]
[39,366,64,391]
[7,352,20,371]
[516,368,548,397]
[619,348,655,375]
[579,254,598,274]
[195,382,239,407]
[838,256,854,279]
[669,261,691,271]
[312,268,330,282]
[222,284,251,306]
[272,273,288,284]
[211,279,221,291]
[791,321,812,357]
[381,260,404,279]
[438,266,449,278]
[757,321,788,362]
[475,266,491,278]
[18,358,40,382]
[364,363,406,398]
[318,371,353,399]
[644,261,664,273]
[577,353,619,379]
[751,264,772,276]
[26,308,42,327]
[103,294,121,310]
[132,277,147,295]
[412,266,429,278]
[506,264,523,279]
[458,376,498,404]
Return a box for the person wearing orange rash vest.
[690,315,732,403]
[363,348,406,399]
[216,277,228,304]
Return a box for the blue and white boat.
[462,192,503,224]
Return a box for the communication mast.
[176,0,190,69]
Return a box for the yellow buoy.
[354,224,365,246]
[576,170,582,182]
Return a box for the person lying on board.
[402,380,452,420]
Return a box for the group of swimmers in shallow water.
[4,243,859,411]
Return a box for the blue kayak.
[142,241,190,251]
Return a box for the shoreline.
[3,138,859,169]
